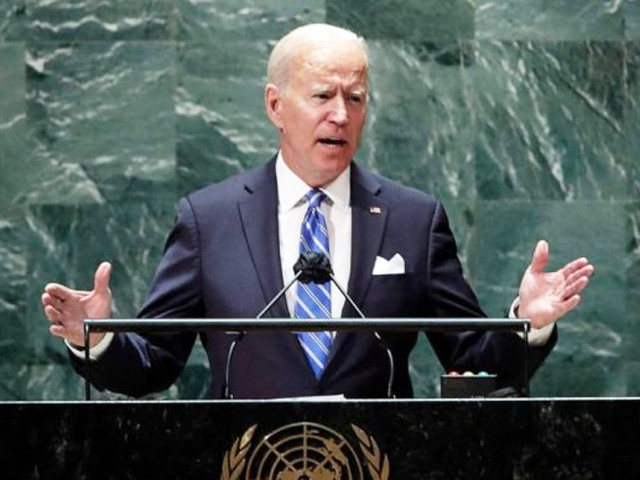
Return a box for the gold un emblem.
[220,422,390,480]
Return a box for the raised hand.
[42,261,113,348]
[517,240,594,329]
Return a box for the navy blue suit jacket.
[73,158,555,398]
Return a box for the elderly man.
[42,24,594,398]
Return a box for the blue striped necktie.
[294,189,333,379]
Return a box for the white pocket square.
[372,253,405,275]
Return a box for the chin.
[321,159,350,176]
[307,165,347,187]
[322,152,351,167]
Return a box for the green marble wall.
[1,0,639,399]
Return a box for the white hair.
[267,23,368,88]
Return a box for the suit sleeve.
[424,201,556,389]
[70,197,205,397]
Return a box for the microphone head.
[294,252,333,284]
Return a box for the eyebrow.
[309,83,367,93]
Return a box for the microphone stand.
[223,251,396,399]
[223,271,302,399]
[292,251,396,399]
[327,270,395,399]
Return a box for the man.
[41,24,594,399]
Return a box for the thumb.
[529,240,549,274]
[93,261,112,295]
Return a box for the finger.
[44,304,63,323]
[44,283,79,303]
[44,282,92,301]
[542,295,582,325]
[41,292,53,308]
[94,261,112,295]
[48,323,79,343]
[560,294,581,315]
[49,323,66,338]
[564,263,595,286]
[42,292,64,311]
[529,240,549,274]
[562,276,590,300]
[561,257,592,279]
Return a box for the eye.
[313,92,330,101]
[349,94,365,105]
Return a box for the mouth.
[318,137,348,147]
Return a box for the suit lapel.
[344,163,387,316]
[323,163,388,378]
[237,159,289,318]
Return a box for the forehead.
[291,41,367,87]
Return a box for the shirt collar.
[275,151,351,212]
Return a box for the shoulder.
[352,162,440,210]
[182,157,277,212]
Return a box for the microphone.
[294,252,395,399]
[223,251,396,399]
[293,251,332,284]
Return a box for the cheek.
[349,108,366,127]
[288,110,316,134]
[349,120,365,142]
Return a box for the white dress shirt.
[275,152,352,319]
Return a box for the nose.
[327,95,348,126]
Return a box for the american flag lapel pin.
[369,206,382,214]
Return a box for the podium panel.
[2,399,639,479]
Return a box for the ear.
[264,83,284,130]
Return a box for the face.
[265,40,368,187]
